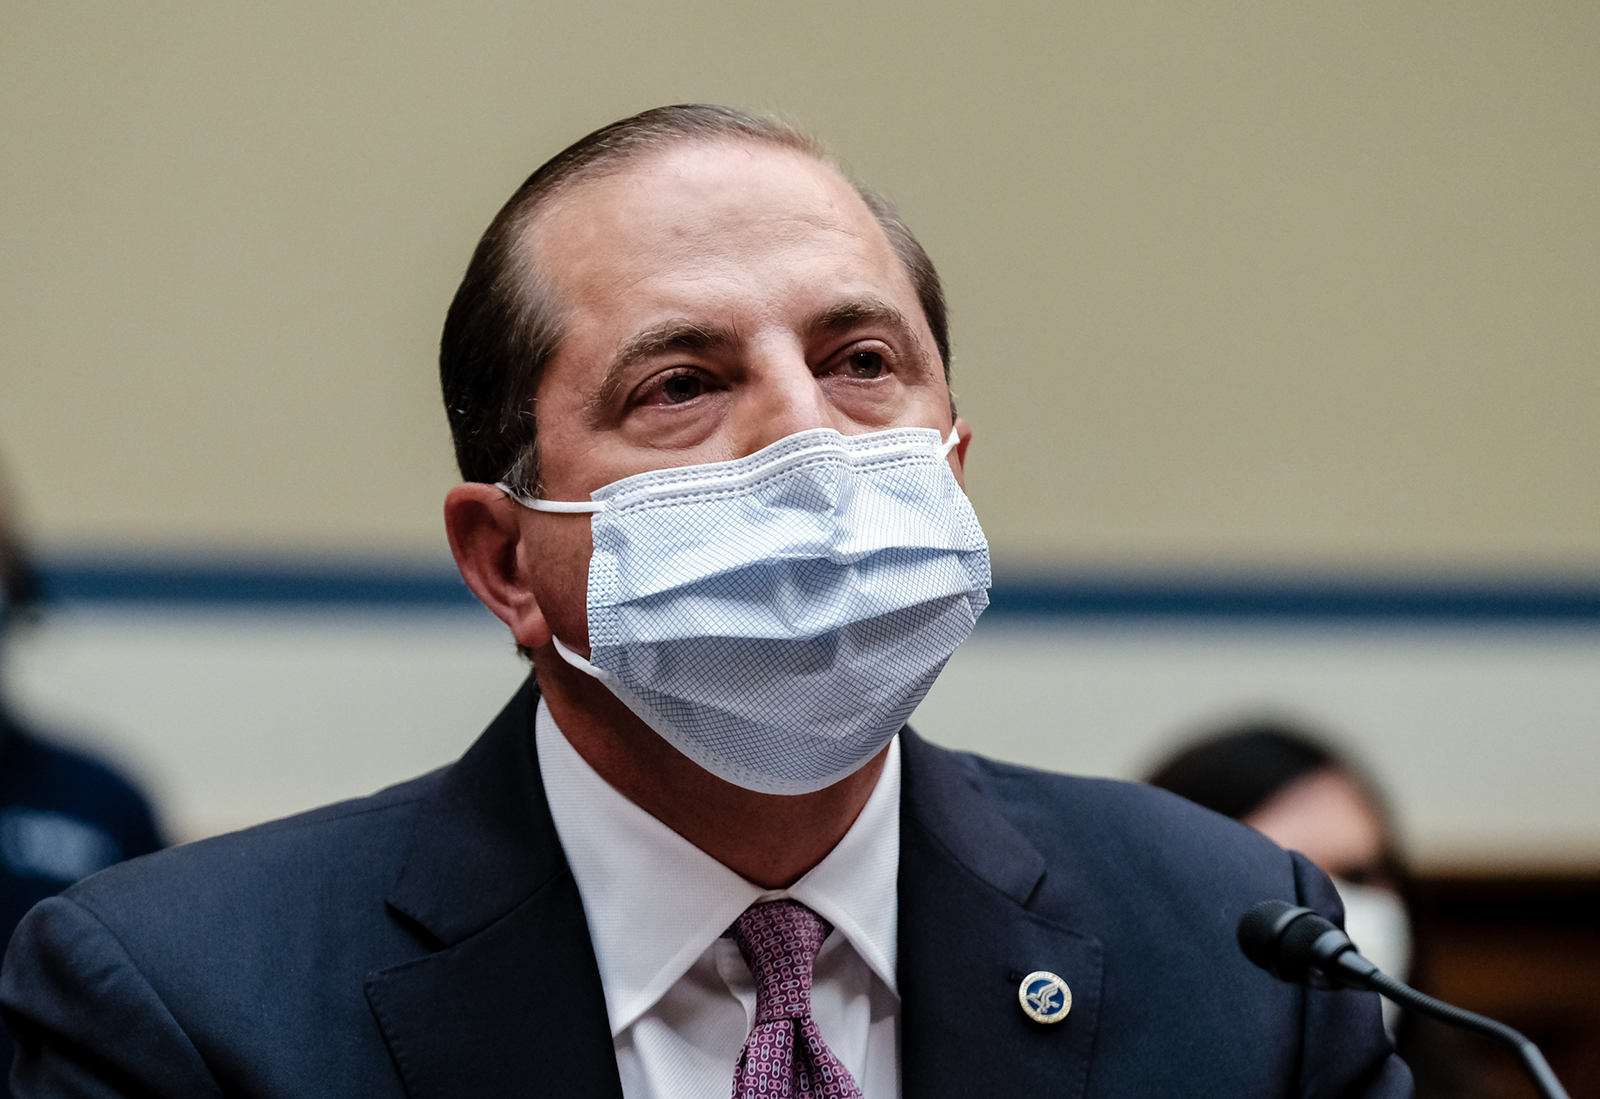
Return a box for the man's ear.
[444,483,553,650]
[948,415,974,488]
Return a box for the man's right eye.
[661,375,704,403]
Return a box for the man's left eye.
[846,351,885,379]
[661,375,704,403]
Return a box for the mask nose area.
[734,348,836,456]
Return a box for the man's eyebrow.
[587,300,925,416]
[589,320,737,412]
[805,298,925,361]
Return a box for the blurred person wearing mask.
[1147,721,1487,1099]
[0,473,163,1094]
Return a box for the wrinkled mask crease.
[499,426,990,794]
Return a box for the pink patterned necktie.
[729,900,865,1099]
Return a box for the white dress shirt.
[535,698,901,1099]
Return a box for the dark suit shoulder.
[899,736,1408,1099]
[0,684,557,1099]
[2,764,460,1098]
[931,744,1293,891]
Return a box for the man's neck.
[533,652,888,889]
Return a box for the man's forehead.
[523,140,894,278]
[514,135,936,410]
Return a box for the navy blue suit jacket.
[0,680,1409,1097]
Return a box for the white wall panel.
[3,608,527,841]
[917,620,1600,870]
[6,610,1596,872]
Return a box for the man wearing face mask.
[1,106,1409,1098]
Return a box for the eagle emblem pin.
[1018,970,1072,1024]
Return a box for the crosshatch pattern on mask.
[579,427,991,795]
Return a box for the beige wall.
[2,1,1596,574]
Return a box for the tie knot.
[730,900,831,1023]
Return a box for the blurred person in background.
[0,471,163,1094]
[1147,720,1487,1099]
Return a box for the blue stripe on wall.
[32,559,1600,620]
[985,578,1600,621]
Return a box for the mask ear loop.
[495,482,608,513]
[938,426,961,458]
[549,635,626,688]
[491,488,616,676]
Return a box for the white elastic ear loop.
[550,634,624,688]
[939,426,961,458]
[494,482,608,513]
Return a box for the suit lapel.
[363,680,624,1099]
[899,731,1104,1099]
[359,688,1106,1099]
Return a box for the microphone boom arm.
[1239,899,1570,1099]
[1360,967,1568,1099]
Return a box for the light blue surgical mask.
[500,426,990,794]
[1334,878,1412,1031]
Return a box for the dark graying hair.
[439,104,951,494]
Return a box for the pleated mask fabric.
[502,426,990,794]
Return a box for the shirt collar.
[535,697,900,1036]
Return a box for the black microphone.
[1238,899,1570,1099]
